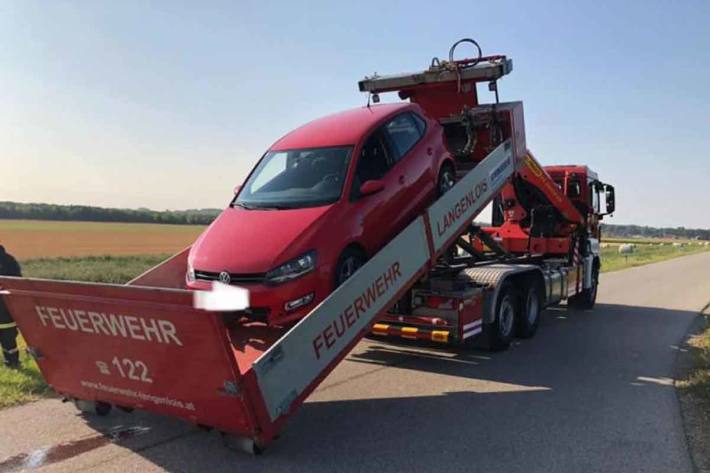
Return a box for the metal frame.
[358,58,513,93]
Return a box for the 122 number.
[111,357,153,384]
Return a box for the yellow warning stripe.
[371,324,450,344]
[431,330,450,343]
[400,326,419,340]
[371,323,390,336]
[0,322,17,330]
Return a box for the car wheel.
[334,248,366,287]
[437,162,456,196]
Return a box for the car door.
[382,112,432,224]
[348,127,402,253]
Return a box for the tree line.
[1,201,708,239]
[0,201,220,225]
[600,223,710,241]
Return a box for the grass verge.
[680,311,710,400]
[1,254,167,408]
[0,337,53,409]
[676,305,710,472]
[601,244,709,273]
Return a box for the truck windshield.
[234,146,353,209]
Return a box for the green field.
[22,254,171,284]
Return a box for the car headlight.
[186,262,196,282]
[265,250,316,284]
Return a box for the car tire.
[484,282,517,351]
[437,162,456,197]
[516,281,541,338]
[334,247,366,288]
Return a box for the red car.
[186,102,455,325]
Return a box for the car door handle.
[398,175,405,184]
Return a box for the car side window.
[384,113,423,162]
[411,113,427,135]
[351,130,392,199]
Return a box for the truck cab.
[484,164,615,257]
[545,165,616,240]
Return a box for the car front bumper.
[187,270,328,326]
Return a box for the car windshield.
[234,146,353,209]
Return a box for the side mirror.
[359,180,385,197]
[604,184,615,214]
[234,184,242,195]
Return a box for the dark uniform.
[0,245,21,369]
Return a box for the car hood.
[189,205,334,274]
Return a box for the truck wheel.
[568,266,598,310]
[485,282,517,351]
[334,247,366,288]
[516,282,541,338]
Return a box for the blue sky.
[1,0,709,227]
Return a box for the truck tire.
[568,266,598,310]
[516,281,541,338]
[485,282,517,351]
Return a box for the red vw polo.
[187,102,455,325]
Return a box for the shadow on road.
[11,303,699,472]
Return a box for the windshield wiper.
[233,202,293,210]
[253,204,294,210]
[232,202,257,210]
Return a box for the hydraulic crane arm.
[517,150,585,225]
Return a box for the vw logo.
[218,271,231,284]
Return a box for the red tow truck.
[0,39,614,453]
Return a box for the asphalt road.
[2,252,710,473]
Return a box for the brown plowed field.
[0,220,204,259]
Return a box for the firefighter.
[0,245,21,369]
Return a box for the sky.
[1,0,709,228]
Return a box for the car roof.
[270,102,415,150]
